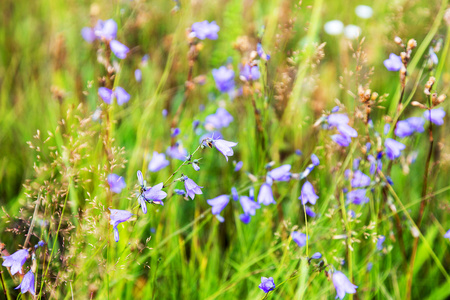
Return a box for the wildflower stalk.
[0,270,11,300]
[249,83,267,158]
[303,204,309,257]
[163,142,203,188]
[24,193,41,248]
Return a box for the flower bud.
[394,36,403,46]
[407,39,417,51]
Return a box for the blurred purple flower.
[212,66,235,93]
[98,87,114,104]
[98,87,130,105]
[2,249,28,275]
[240,195,260,218]
[384,123,391,135]
[429,47,438,65]
[258,183,276,205]
[191,20,220,40]
[347,189,369,205]
[311,154,320,166]
[351,170,371,188]
[332,134,351,147]
[231,187,239,201]
[148,151,170,172]
[95,19,117,40]
[107,174,126,193]
[353,158,360,170]
[300,181,318,205]
[240,65,260,81]
[305,206,316,218]
[332,271,358,299]
[258,277,275,293]
[135,69,142,82]
[257,43,271,61]
[444,229,450,239]
[171,128,181,137]
[268,165,291,182]
[174,189,186,196]
[331,106,340,113]
[166,145,188,161]
[423,108,446,125]
[81,27,96,43]
[337,123,358,138]
[367,262,373,271]
[109,209,133,242]
[182,176,203,200]
[295,149,303,156]
[234,161,243,172]
[207,195,229,216]
[385,138,406,160]
[291,231,307,247]
[212,138,238,161]
[383,53,402,71]
[143,183,167,206]
[205,107,234,129]
[310,252,322,259]
[115,87,131,105]
[239,214,251,224]
[110,40,129,59]
[328,114,349,126]
[15,270,35,295]
[162,109,168,118]
[376,235,385,251]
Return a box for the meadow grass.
[1,0,450,299]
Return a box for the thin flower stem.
[163,143,203,187]
[303,204,309,258]
[24,193,41,248]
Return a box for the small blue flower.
[299,181,318,205]
[367,262,373,272]
[423,108,446,125]
[328,114,349,127]
[98,87,130,105]
[143,183,167,206]
[376,235,385,251]
[347,189,369,205]
[295,149,303,156]
[212,66,235,93]
[81,27,96,43]
[182,176,203,200]
[2,249,29,275]
[257,43,271,61]
[234,161,243,172]
[148,151,170,172]
[311,154,320,166]
[331,106,340,113]
[107,174,126,193]
[174,189,186,196]
[351,170,371,188]
[94,19,117,40]
[258,277,275,293]
[166,145,188,161]
[15,270,35,295]
[191,20,220,40]
[337,123,358,138]
[110,40,129,59]
[239,214,251,224]
[291,231,308,247]
[231,187,239,201]
[240,196,261,216]
[205,108,234,129]
[257,183,276,205]
[383,53,403,71]
[267,164,291,182]
[385,138,406,160]
[332,134,351,147]
[171,128,181,137]
[240,64,260,81]
[305,206,316,218]
[211,138,238,161]
[109,209,133,242]
[332,271,358,299]
[135,69,142,82]
[384,123,391,135]
[207,195,230,216]
[444,229,450,239]
[310,252,322,259]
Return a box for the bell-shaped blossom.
[166,145,188,161]
[2,249,29,275]
[332,134,351,147]
[257,43,271,61]
[231,187,239,201]
[234,161,243,172]
[95,19,117,40]
[148,151,170,172]
[376,235,385,251]
[384,53,403,71]
[81,27,96,43]
[305,206,316,218]
[310,252,322,259]
[135,69,142,82]
[328,114,349,126]
[115,87,131,105]
[191,20,220,40]
[207,195,230,215]
[240,196,261,216]
[423,108,446,125]
[239,214,251,224]
[332,271,358,299]
[291,231,307,247]
[98,87,114,104]
[347,189,369,205]
[143,183,167,206]
[109,209,133,242]
[98,87,130,105]
[257,183,276,205]
[337,123,358,138]
[395,117,425,138]
[351,170,371,188]
[300,181,318,205]
[212,138,237,161]
[182,176,203,200]
[258,277,275,293]
[240,65,260,81]
[110,40,129,59]
[267,165,291,182]
[310,154,320,166]
[15,270,35,295]
[107,174,126,193]
[385,138,406,160]
[212,66,235,93]
[205,107,234,129]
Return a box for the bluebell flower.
[332,134,351,147]
[395,120,415,138]
[337,123,358,138]
[407,117,425,132]
[444,229,450,239]
[311,154,320,166]
[385,138,406,160]
[300,181,318,205]
[205,107,234,129]
[348,210,356,218]
[191,20,220,40]
[310,252,322,259]
[352,158,360,170]
[192,160,200,171]
[267,165,291,182]
[98,87,130,105]
[295,149,303,156]
[366,142,371,152]
[240,196,261,216]
[231,187,239,201]
[143,183,167,206]
[239,214,251,224]
[212,66,235,93]
[107,174,126,193]
[135,69,142,82]
[331,106,340,113]
[35,241,45,248]
[423,108,446,125]
[256,43,271,61]
[258,277,275,293]
[207,195,229,219]
[384,123,391,135]
[234,161,243,172]
[351,170,371,188]
[110,40,129,59]
[182,176,203,200]
[166,144,188,160]
[174,189,186,196]
[291,231,307,247]
[81,27,96,43]
[367,262,373,272]
[2,249,29,275]
[368,155,376,174]
[376,235,385,251]
[211,138,238,161]
[347,189,369,205]
[240,64,260,81]
[95,19,117,40]
[98,87,114,104]
[299,165,314,180]
[332,271,358,299]
[148,151,170,172]
[383,53,403,71]
[386,176,394,185]
[15,270,35,295]
[257,183,276,205]
[429,47,439,65]
[171,128,181,137]
[328,114,349,126]
[109,209,133,242]
[344,169,351,179]
[305,206,316,217]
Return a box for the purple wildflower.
[376,235,385,251]
[205,107,234,129]
[174,189,186,196]
[107,174,126,193]
[268,165,291,182]
[110,40,129,59]
[98,87,114,104]
[385,138,406,160]
[257,183,276,205]
[351,170,371,188]
[328,114,349,126]
[310,252,322,259]
[115,87,131,105]
[211,138,238,161]
[143,183,167,206]
[98,87,130,105]
[331,106,340,113]
[384,123,391,135]
[332,271,358,299]
[291,231,307,247]
[257,43,271,61]
[231,187,239,201]
[395,120,415,138]
[148,151,170,172]
[135,69,142,82]
[423,108,446,125]
[300,181,319,205]
[95,19,117,40]
[239,214,251,224]
[207,195,229,218]
[367,262,373,272]
[81,27,96,43]
[305,206,316,218]
[182,176,203,200]
[311,154,320,166]
[383,53,403,71]
[240,196,261,216]
[240,64,260,81]
[109,209,133,242]
[332,134,351,147]
[162,109,168,118]
[337,123,358,138]
[166,145,188,161]
[234,161,243,172]
[191,20,220,40]
[444,229,450,239]
[347,189,369,205]
[2,249,29,275]
[15,270,35,295]
[295,149,303,156]
[212,66,235,93]
[171,128,181,138]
